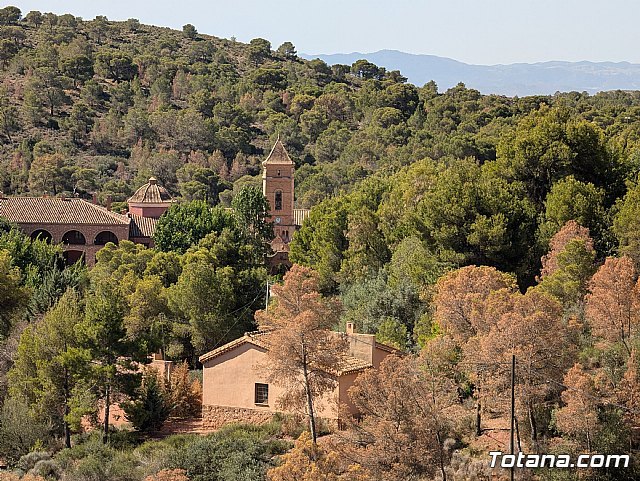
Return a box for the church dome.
[128,177,172,204]
[127,177,173,219]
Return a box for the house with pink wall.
[198,323,398,429]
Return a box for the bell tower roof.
[263,138,294,166]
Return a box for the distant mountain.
[301,50,640,96]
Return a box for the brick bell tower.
[262,138,295,243]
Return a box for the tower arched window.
[275,191,282,211]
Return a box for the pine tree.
[255,265,344,443]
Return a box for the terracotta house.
[0,177,173,265]
[198,323,398,430]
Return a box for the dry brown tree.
[255,264,344,443]
[344,354,457,481]
[555,363,600,451]
[585,256,639,354]
[474,289,574,445]
[434,265,517,345]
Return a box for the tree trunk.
[103,382,110,444]
[64,366,71,449]
[301,341,317,444]
[436,431,447,481]
[475,398,481,436]
[528,403,537,445]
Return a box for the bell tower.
[262,138,294,242]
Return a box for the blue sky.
[8,0,639,65]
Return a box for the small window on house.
[274,191,282,210]
[255,383,269,404]
[277,169,281,176]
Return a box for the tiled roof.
[263,139,294,165]
[293,208,310,226]
[0,197,130,225]
[128,177,173,204]
[199,330,374,375]
[199,331,271,364]
[336,356,373,375]
[128,213,158,238]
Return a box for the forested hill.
[2,6,640,287]
[302,49,640,96]
[0,6,639,214]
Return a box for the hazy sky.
[8,0,639,65]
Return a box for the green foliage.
[95,51,137,82]
[0,6,21,25]
[9,290,93,444]
[613,179,640,267]
[340,272,422,341]
[0,396,50,466]
[166,424,288,481]
[123,370,170,432]
[153,201,236,253]
[537,238,597,306]
[375,317,408,350]
[0,249,28,337]
[539,176,610,253]
[231,184,274,258]
[167,229,267,356]
[182,24,197,39]
[81,276,147,442]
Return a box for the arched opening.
[94,231,119,245]
[274,191,282,211]
[63,250,85,265]
[62,230,86,245]
[30,229,52,243]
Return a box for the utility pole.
[510,354,516,481]
[265,279,270,311]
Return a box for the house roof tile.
[199,329,389,375]
[128,213,158,238]
[0,197,130,225]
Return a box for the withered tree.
[255,264,344,443]
[434,265,517,344]
[555,363,600,451]
[345,353,457,481]
[473,289,574,444]
[585,256,639,354]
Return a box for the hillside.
[2,8,640,215]
[302,49,640,95]
[1,6,640,481]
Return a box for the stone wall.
[202,405,274,430]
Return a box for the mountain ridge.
[301,49,640,95]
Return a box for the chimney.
[92,192,98,204]
[106,195,112,211]
[346,322,355,335]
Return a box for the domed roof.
[128,177,173,204]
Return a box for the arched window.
[63,250,84,265]
[30,229,52,243]
[275,191,282,210]
[94,231,118,245]
[62,230,86,245]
